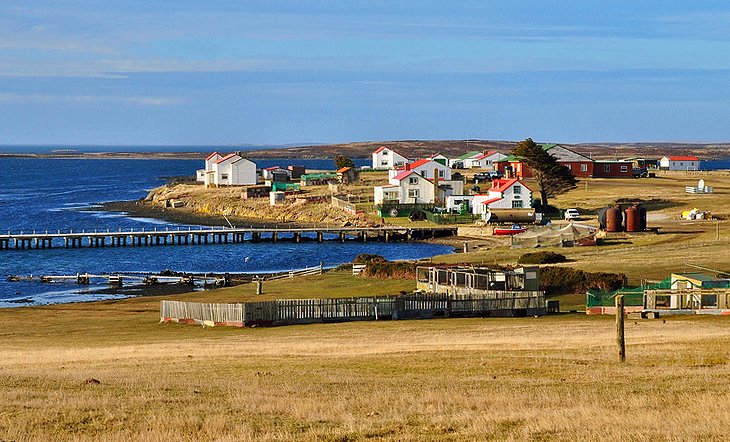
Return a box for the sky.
[1,0,730,146]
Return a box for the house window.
[408,177,418,185]
[580,164,588,172]
[604,165,611,173]
[221,174,229,180]
[382,151,389,155]
[620,165,628,172]
[408,189,420,198]
[513,185,521,194]
[512,200,523,208]
[381,160,389,166]
[438,170,445,178]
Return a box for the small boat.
[493,224,527,236]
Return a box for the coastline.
[99,200,319,229]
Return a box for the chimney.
[433,167,440,206]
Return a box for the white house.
[450,151,482,168]
[372,146,409,170]
[197,152,223,182]
[471,178,532,217]
[388,158,451,183]
[429,153,450,167]
[659,156,700,171]
[467,151,507,169]
[261,166,288,181]
[201,152,258,187]
[446,195,475,213]
[375,169,463,205]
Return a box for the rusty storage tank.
[625,205,640,232]
[606,205,623,232]
[638,205,647,231]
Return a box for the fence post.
[256,278,263,295]
[615,294,626,363]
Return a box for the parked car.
[564,208,580,220]
[632,167,649,178]
[487,170,504,179]
[473,171,504,183]
[473,172,491,183]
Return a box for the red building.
[592,161,633,178]
[496,144,632,179]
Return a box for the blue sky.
[1,1,730,146]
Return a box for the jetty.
[0,225,456,251]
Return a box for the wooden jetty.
[0,226,456,251]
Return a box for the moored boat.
[493,224,527,236]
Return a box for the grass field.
[2,296,729,441]
[3,171,730,440]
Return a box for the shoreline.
[98,200,319,229]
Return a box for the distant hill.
[3,140,730,160]
[245,140,730,160]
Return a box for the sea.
[0,156,452,307]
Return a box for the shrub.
[518,251,567,264]
[540,266,625,295]
[352,254,386,264]
[361,260,417,279]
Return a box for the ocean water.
[0,157,450,307]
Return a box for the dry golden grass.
[1,305,729,441]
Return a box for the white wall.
[397,174,435,204]
[231,159,257,185]
[409,160,452,180]
[372,148,408,169]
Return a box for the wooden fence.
[161,292,546,328]
[265,264,323,281]
[161,300,244,327]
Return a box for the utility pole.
[615,295,626,363]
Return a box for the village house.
[466,151,507,169]
[261,166,288,181]
[450,151,482,168]
[429,153,449,167]
[371,146,410,170]
[388,158,452,182]
[471,178,532,217]
[496,144,633,179]
[588,271,730,316]
[197,152,257,187]
[591,160,633,178]
[287,165,306,179]
[445,195,474,214]
[374,168,463,206]
[337,166,359,184]
[659,155,700,171]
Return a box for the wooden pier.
[0,226,456,251]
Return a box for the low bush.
[361,260,417,279]
[518,251,567,264]
[540,266,625,295]
[352,254,386,264]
